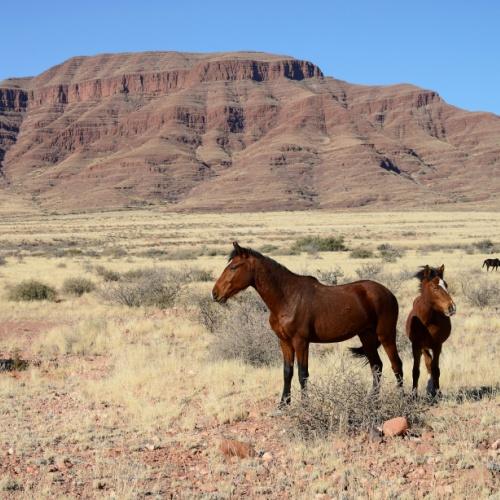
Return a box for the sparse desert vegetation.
[0,209,498,498]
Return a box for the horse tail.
[348,340,381,364]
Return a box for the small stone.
[382,417,409,437]
[7,447,14,455]
[219,439,256,459]
[261,452,274,463]
[146,444,155,451]
[491,439,500,450]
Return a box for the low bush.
[7,280,57,302]
[104,247,128,259]
[355,263,384,280]
[378,243,405,262]
[289,358,428,438]
[473,239,495,253]
[291,235,347,254]
[100,268,180,308]
[259,244,279,254]
[350,248,374,259]
[207,292,280,367]
[314,267,345,286]
[460,278,499,308]
[0,256,6,266]
[62,277,96,296]
[94,265,121,282]
[181,267,214,282]
[166,248,199,260]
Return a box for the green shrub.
[62,277,96,296]
[8,280,57,302]
[291,235,347,254]
[350,248,374,259]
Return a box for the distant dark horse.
[212,242,403,406]
[406,265,456,398]
[482,258,499,271]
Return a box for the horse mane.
[228,245,295,276]
[414,266,444,292]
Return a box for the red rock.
[382,417,409,437]
[219,439,256,459]
[491,439,500,450]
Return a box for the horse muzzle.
[446,303,457,317]
[211,289,227,304]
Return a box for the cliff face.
[1,51,499,211]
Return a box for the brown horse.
[212,242,403,405]
[406,265,456,398]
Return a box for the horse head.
[419,264,456,317]
[212,242,255,303]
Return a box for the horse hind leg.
[381,340,404,388]
[377,320,404,388]
[359,333,383,393]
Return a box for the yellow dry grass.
[0,209,498,497]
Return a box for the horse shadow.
[447,385,499,404]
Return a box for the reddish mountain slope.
[1,51,499,211]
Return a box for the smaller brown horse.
[212,242,403,406]
[406,265,456,398]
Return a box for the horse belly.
[312,307,372,343]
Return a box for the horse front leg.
[412,343,422,394]
[429,345,442,398]
[294,338,309,395]
[423,348,440,398]
[279,340,295,406]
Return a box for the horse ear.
[438,264,445,277]
[232,241,248,257]
[423,265,431,279]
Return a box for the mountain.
[1,51,499,212]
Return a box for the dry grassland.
[0,210,498,498]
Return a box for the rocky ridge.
[1,51,499,211]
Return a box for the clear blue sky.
[2,0,499,115]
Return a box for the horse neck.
[251,257,294,316]
[418,284,441,320]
